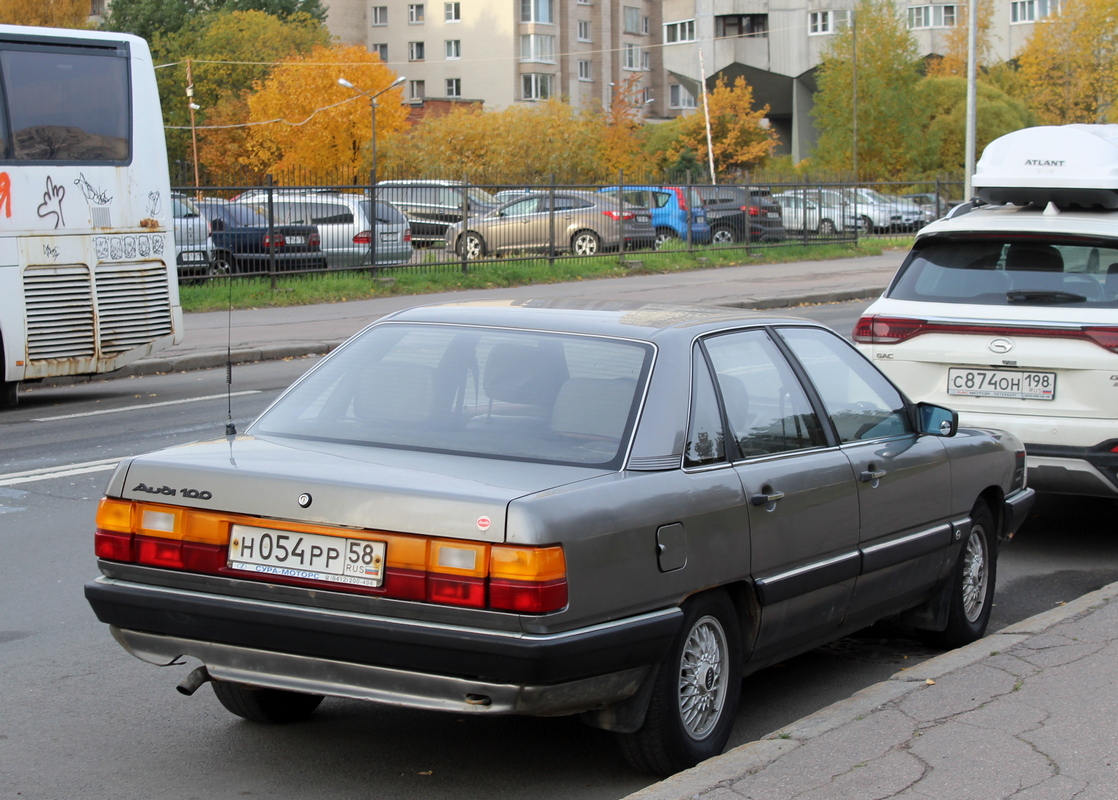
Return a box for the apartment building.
[323,0,1057,160]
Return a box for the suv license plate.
[947,368,1055,400]
[228,524,386,587]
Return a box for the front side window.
[703,330,827,458]
[250,324,653,469]
[0,45,130,162]
[522,72,553,100]
[521,0,554,24]
[664,20,696,43]
[520,34,555,63]
[778,326,910,443]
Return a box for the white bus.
[0,24,183,407]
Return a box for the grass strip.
[180,238,911,313]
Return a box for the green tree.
[103,0,326,42]
[154,9,329,177]
[811,0,924,179]
[914,76,1034,174]
[1018,0,1118,124]
[0,0,90,28]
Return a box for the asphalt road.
[2,299,1116,800]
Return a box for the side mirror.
[917,402,958,437]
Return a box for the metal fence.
[171,177,964,285]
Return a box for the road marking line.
[31,390,261,422]
[0,457,122,487]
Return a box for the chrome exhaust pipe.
[176,665,211,696]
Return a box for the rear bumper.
[85,577,680,714]
[1023,444,1118,497]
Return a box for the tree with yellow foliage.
[0,0,90,29]
[597,74,650,179]
[241,44,409,180]
[669,76,778,179]
[1018,0,1118,124]
[925,0,995,78]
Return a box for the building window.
[521,0,554,24]
[371,43,388,61]
[520,34,555,63]
[409,41,425,61]
[445,39,461,58]
[664,20,696,43]
[410,80,426,100]
[408,3,425,23]
[1011,0,1061,22]
[908,5,957,28]
[578,19,592,41]
[445,1,460,22]
[372,5,388,25]
[670,84,697,109]
[578,59,592,81]
[522,73,553,100]
[716,14,769,38]
[577,0,590,4]
[809,10,848,34]
[623,6,648,34]
[446,78,461,97]
[623,43,645,70]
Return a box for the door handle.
[860,468,887,482]
[750,489,785,506]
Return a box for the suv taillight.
[668,187,688,212]
[743,205,763,216]
[854,315,1118,353]
[602,210,635,221]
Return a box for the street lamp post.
[338,75,406,269]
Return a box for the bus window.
[1,46,130,162]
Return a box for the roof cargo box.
[974,124,1118,209]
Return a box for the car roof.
[918,203,1118,240]
[378,299,820,343]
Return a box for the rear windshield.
[888,237,1118,307]
[251,323,653,468]
[0,44,130,162]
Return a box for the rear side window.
[890,237,1118,307]
[0,44,130,162]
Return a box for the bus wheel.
[1,381,18,408]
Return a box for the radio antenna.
[224,272,236,436]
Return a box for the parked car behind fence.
[598,185,711,248]
[195,200,327,274]
[695,185,787,243]
[376,180,503,246]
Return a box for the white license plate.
[286,235,306,245]
[637,214,650,223]
[947,368,1055,400]
[380,232,396,242]
[228,524,386,587]
[181,252,207,262]
[766,211,779,219]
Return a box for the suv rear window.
[889,237,1118,307]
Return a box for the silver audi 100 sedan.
[86,300,1033,775]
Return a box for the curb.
[620,579,1118,800]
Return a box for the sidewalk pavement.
[104,250,1118,798]
[116,252,904,378]
[625,581,1118,800]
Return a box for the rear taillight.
[353,230,371,245]
[262,233,286,248]
[94,499,568,614]
[853,315,1118,353]
[403,228,412,243]
[308,232,320,248]
[602,210,636,221]
[743,205,763,216]
[668,187,688,212]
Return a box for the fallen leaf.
[925,679,936,685]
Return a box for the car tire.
[210,679,324,723]
[860,215,874,234]
[458,231,486,260]
[618,590,742,775]
[710,226,736,244]
[572,229,601,256]
[209,253,234,277]
[920,501,997,649]
[653,229,677,250]
[1,380,17,408]
[818,219,837,235]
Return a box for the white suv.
[855,124,1118,498]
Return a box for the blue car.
[599,185,711,248]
